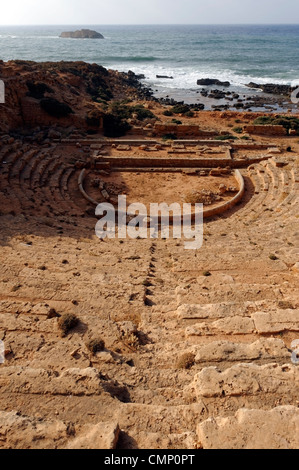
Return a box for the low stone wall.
[202,169,245,219]
[244,125,287,136]
[78,169,99,206]
[78,168,245,221]
[98,156,232,169]
[152,124,217,138]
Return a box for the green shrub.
[162,133,177,140]
[233,126,243,134]
[171,104,190,115]
[215,135,236,141]
[163,109,173,116]
[85,109,102,127]
[130,105,155,121]
[103,113,131,137]
[185,110,194,117]
[253,115,299,135]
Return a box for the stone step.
[197,406,299,449]
[188,362,299,399]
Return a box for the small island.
[59,29,104,39]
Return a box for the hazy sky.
[0,0,299,25]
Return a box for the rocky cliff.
[0,61,152,133]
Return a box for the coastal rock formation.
[156,75,174,79]
[197,78,230,87]
[245,82,294,95]
[60,29,104,39]
[0,61,152,132]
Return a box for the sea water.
[1,24,299,104]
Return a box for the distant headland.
[59,29,104,39]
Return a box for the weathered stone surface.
[178,302,248,320]
[197,406,299,449]
[0,367,105,396]
[185,316,255,337]
[0,411,70,449]
[244,125,287,136]
[252,309,299,334]
[189,363,299,399]
[194,338,289,363]
[66,422,120,449]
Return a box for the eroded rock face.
[0,411,119,449]
[65,422,120,449]
[188,363,299,399]
[0,366,106,396]
[60,29,104,39]
[245,82,294,95]
[197,406,299,449]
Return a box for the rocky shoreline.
[144,75,298,112]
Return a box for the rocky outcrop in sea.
[60,29,104,39]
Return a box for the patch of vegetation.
[171,104,191,115]
[233,126,243,134]
[269,254,279,261]
[171,119,182,125]
[163,109,173,116]
[103,102,155,137]
[162,133,178,140]
[185,110,194,117]
[85,109,102,127]
[278,300,293,309]
[103,113,132,137]
[109,102,155,121]
[214,134,237,141]
[86,338,105,354]
[203,270,212,277]
[253,115,299,135]
[58,313,79,336]
[121,332,140,351]
[176,352,195,370]
[40,98,73,118]
[130,104,155,121]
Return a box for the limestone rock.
[185,316,255,337]
[178,302,247,320]
[197,406,299,449]
[0,366,105,396]
[0,410,71,449]
[194,338,289,363]
[189,363,299,399]
[66,422,120,449]
[252,309,299,334]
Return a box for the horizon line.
[0,23,299,26]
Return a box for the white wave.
[105,62,299,90]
